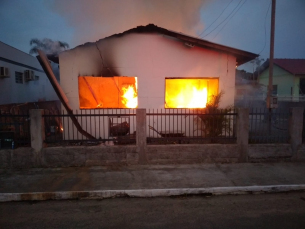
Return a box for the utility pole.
[267,0,276,136]
[267,0,276,108]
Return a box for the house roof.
[273,59,305,75]
[257,58,305,76]
[102,24,258,66]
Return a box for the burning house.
[59,24,257,109]
[54,24,257,140]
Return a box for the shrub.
[194,91,233,138]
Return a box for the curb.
[1,185,305,202]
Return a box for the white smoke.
[29,38,69,55]
[48,0,210,46]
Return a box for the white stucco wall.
[59,33,238,139]
[0,42,58,105]
[59,33,236,110]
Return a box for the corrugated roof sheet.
[273,59,305,75]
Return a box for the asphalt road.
[1,192,305,229]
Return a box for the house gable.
[103,24,258,66]
[258,65,297,97]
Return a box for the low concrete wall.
[42,146,138,167]
[147,145,239,164]
[18,107,303,168]
[0,146,138,169]
[248,144,293,162]
[1,143,302,169]
[0,148,38,169]
[296,144,305,161]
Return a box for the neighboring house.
[257,59,305,102]
[0,41,58,105]
[59,24,257,110]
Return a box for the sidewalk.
[1,162,305,202]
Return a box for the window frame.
[15,71,23,84]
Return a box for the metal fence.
[249,108,290,143]
[0,111,30,149]
[303,110,305,143]
[2,108,296,147]
[43,109,136,146]
[146,108,237,144]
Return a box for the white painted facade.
[0,41,58,105]
[58,30,256,140]
[59,33,237,109]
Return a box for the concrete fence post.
[237,108,249,162]
[290,107,304,160]
[30,109,45,152]
[136,109,147,164]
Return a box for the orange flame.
[165,79,209,108]
[169,87,207,108]
[121,84,138,108]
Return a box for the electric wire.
[199,0,234,37]
[201,0,243,39]
[212,0,246,39]
[258,1,272,55]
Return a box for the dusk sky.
[1,0,304,72]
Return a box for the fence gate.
[249,108,290,143]
[0,112,30,149]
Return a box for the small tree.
[194,91,233,139]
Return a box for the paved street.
[1,192,305,229]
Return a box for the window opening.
[15,72,23,84]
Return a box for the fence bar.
[145,108,237,144]
[249,108,290,144]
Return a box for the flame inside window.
[79,76,138,109]
[165,78,219,108]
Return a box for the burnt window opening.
[78,76,138,109]
[165,78,219,108]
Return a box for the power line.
[201,0,243,39]
[212,0,246,39]
[258,1,272,55]
[199,0,234,37]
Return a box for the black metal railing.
[0,111,30,149]
[43,109,136,146]
[146,108,237,144]
[303,109,305,143]
[1,108,297,148]
[249,108,290,143]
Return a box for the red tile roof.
[274,59,305,75]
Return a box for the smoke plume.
[29,38,69,55]
[48,0,210,46]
